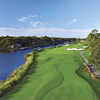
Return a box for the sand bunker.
[66,48,84,51]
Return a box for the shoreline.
[0,43,65,53]
[0,50,36,96]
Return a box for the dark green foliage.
[76,64,100,100]
[90,41,100,69]
[0,38,10,48]
[0,36,74,52]
[87,29,100,71]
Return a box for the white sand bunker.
[66,48,84,51]
[64,44,69,47]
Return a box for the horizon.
[0,0,100,38]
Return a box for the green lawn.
[67,42,84,48]
[1,44,98,100]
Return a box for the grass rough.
[0,43,99,100]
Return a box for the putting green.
[1,44,98,100]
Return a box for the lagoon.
[0,44,65,81]
[0,49,33,81]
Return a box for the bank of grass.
[68,42,84,48]
[76,65,100,100]
[1,43,99,100]
[76,50,100,100]
[0,48,19,53]
[0,50,36,96]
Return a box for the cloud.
[18,17,28,22]
[30,21,48,28]
[29,15,40,18]
[0,16,90,38]
[72,18,80,23]
[18,14,46,28]
[30,21,41,27]
[0,27,91,38]
[66,18,80,26]
[18,14,40,23]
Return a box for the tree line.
[0,36,76,49]
[87,29,100,70]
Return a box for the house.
[32,42,35,44]
[80,40,85,43]
[80,51,100,79]
[10,45,14,49]
[88,64,100,78]
[16,43,21,48]
[88,64,96,72]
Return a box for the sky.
[0,0,100,38]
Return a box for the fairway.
[1,45,98,100]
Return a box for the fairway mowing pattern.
[34,69,64,100]
[43,50,98,100]
[1,45,98,100]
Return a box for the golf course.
[1,43,99,100]
[1,0,100,99]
